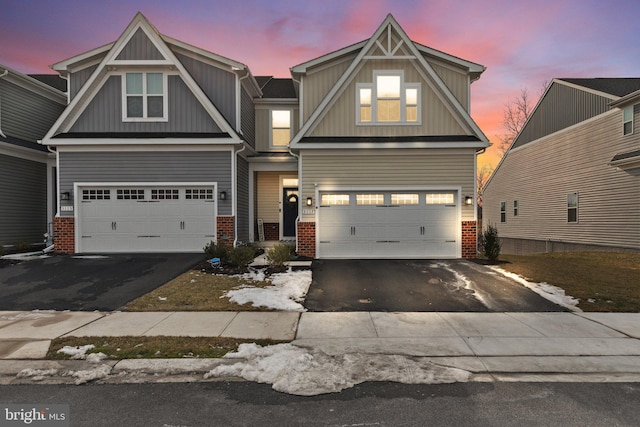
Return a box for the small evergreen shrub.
[203,241,230,263]
[266,242,294,270]
[228,245,257,270]
[479,224,501,262]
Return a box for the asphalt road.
[1,382,638,426]
[305,259,567,312]
[0,253,203,311]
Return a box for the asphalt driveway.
[305,259,567,312]
[0,253,203,311]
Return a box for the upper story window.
[271,110,291,147]
[123,72,167,121]
[567,192,578,223]
[623,106,634,135]
[357,70,420,125]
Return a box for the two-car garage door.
[317,191,459,258]
[77,185,216,253]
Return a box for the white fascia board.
[51,42,114,73]
[290,40,367,74]
[49,138,240,148]
[0,142,50,163]
[414,42,485,74]
[254,98,299,106]
[0,65,66,104]
[610,89,640,108]
[293,141,488,150]
[555,78,619,101]
[162,35,247,70]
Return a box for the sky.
[2,0,639,170]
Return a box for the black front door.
[282,188,298,237]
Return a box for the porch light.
[306,197,313,206]
[464,196,473,205]
[60,191,70,201]
[219,191,227,201]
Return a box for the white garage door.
[77,185,217,253]
[317,191,458,259]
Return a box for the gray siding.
[58,151,233,216]
[176,53,236,128]
[0,79,65,142]
[116,28,164,61]
[0,154,47,245]
[236,156,250,242]
[240,86,255,147]
[513,82,611,149]
[69,75,222,133]
[70,65,98,101]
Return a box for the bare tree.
[476,164,493,207]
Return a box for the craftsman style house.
[42,13,489,258]
[483,78,640,254]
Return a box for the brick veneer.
[461,220,477,259]
[54,216,75,254]
[296,221,315,258]
[262,222,280,241]
[216,216,235,246]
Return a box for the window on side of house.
[124,72,166,121]
[623,106,634,135]
[567,193,578,223]
[500,201,506,222]
[513,200,519,217]
[271,110,291,147]
[357,71,420,125]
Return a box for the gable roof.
[558,78,640,98]
[28,74,68,92]
[43,12,249,144]
[256,77,297,99]
[0,64,66,104]
[289,14,489,148]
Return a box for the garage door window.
[321,194,350,206]
[117,189,145,200]
[151,189,179,200]
[82,189,110,200]
[391,194,419,205]
[356,194,384,205]
[186,189,214,200]
[426,193,454,204]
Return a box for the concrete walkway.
[1,310,639,381]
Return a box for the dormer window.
[357,70,420,125]
[123,72,167,121]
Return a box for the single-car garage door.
[77,185,217,253]
[317,191,459,259]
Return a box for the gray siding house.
[0,65,66,249]
[483,78,640,254]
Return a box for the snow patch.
[16,368,58,381]
[1,252,50,261]
[489,266,582,311]
[57,344,96,359]
[68,364,112,385]
[206,343,471,396]
[433,262,489,308]
[224,269,312,311]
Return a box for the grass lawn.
[125,270,273,312]
[496,252,640,312]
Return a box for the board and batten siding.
[236,156,250,242]
[0,154,47,245]
[70,65,99,101]
[309,59,466,138]
[240,87,255,148]
[116,28,164,61]
[255,171,281,222]
[429,61,469,111]
[58,151,233,216]
[254,105,299,152]
[300,150,476,222]
[69,75,222,133]
[302,55,355,123]
[0,79,65,142]
[483,109,640,250]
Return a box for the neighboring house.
[44,13,489,259]
[0,65,66,249]
[483,78,640,254]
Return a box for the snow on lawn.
[224,269,312,311]
[57,344,108,363]
[206,343,471,396]
[488,265,582,312]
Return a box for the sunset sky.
[2,0,638,170]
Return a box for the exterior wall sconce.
[464,196,473,205]
[306,197,313,206]
[219,191,227,201]
[60,191,70,201]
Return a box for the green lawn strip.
[125,271,273,312]
[48,336,286,360]
[498,252,640,312]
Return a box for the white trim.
[269,108,293,150]
[355,70,422,126]
[0,143,50,163]
[0,65,66,104]
[52,43,114,73]
[121,72,169,122]
[47,139,239,147]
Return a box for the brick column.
[461,220,477,259]
[296,221,315,258]
[216,216,235,246]
[54,216,75,254]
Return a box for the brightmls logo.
[1,405,69,426]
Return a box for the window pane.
[406,106,417,122]
[272,128,290,146]
[147,96,164,118]
[282,178,299,187]
[146,73,163,95]
[377,99,400,122]
[567,193,578,208]
[568,208,577,223]
[126,73,142,94]
[377,75,400,98]
[272,110,290,128]
[391,194,418,205]
[426,193,454,204]
[127,96,143,117]
[406,88,418,105]
[360,106,372,122]
[623,107,633,121]
[624,121,632,135]
[321,194,350,205]
[360,88,372,105]
[356,194,384,205]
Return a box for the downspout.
[0,68,9,138]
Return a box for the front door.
[282,187,298,238]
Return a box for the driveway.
[305,259,567,312]
[0,253,203,311]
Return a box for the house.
[43,13,489,259]
[483,78,640,254]
[0,65,66,250]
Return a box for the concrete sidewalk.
[1,310,639,382]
